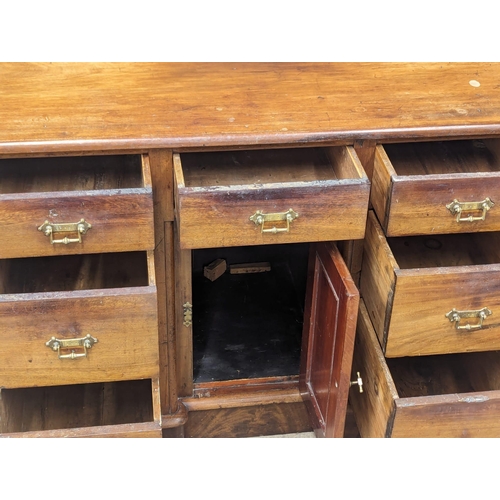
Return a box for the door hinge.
[183,302,193,327]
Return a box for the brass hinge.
[183,302,193,327]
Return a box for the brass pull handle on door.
[38,219,92,244]
[46,334,98,359]
[250,208,298,234]
[445,307,492,331]
[446,198,494,222]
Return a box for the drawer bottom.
[0,379,161,438]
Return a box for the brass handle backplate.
[46,334,98,359]
[446,307,492,331]
[249,208,298,234]
[446,198,494,222]
[38,219,92,245]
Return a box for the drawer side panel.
[349,301,398,438]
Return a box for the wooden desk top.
[2,62,500,154]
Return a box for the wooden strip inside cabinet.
[0,153,162,438]
[173,146,369,437]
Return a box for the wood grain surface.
[373,141,500,236]
[175,146,369,249]
[2,63,500,154]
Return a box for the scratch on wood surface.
[459,395,489,403]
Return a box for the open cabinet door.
[300,242,359,438]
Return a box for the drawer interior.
[384,139,500,176]
[0,379,153,433]
[192,243,309,382]
[0,252,150,294]
[180,147,356,187]
[0,155,145,194]
[387,351,500,398]
[388,231,500,269]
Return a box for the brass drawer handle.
[38,219,92,245]
[250,208,298,234]
[46,334,98,359]
[446,198,494,222]
[445,307,492,331]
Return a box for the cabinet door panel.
[300,242,359,437]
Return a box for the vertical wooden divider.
[148,150,178,418]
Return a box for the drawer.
[174,147,370,249]
[0,251,159,388]
[0,379,161,437]
[350,301,500,438]
[361,210,500,357]
[372,139,500,236]
[0,154,154,258]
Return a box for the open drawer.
[0,251,159,388]
[361,211,500,357]
[0,154,154,258]
[174,147,370,249]
[0,379,161,438]
[372,139,500,236]
[350,301,500,438]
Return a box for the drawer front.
[0,190,154,258]
[0,153,154,258]
[0,422,162,438]
[387,267,500,357]
[0,287,159,388]
[350,301,500,438]
[372,142,500,237]
[176,183,370,249]
[174,146,370,250]
[361,211,500,357]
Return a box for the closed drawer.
[350,301,500,438]
[174,147,370,249]
[0,379,161,438]
[372,139,500,236]
[361,210,500,357]
[0,154,154,258]
[0,251,158,388]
